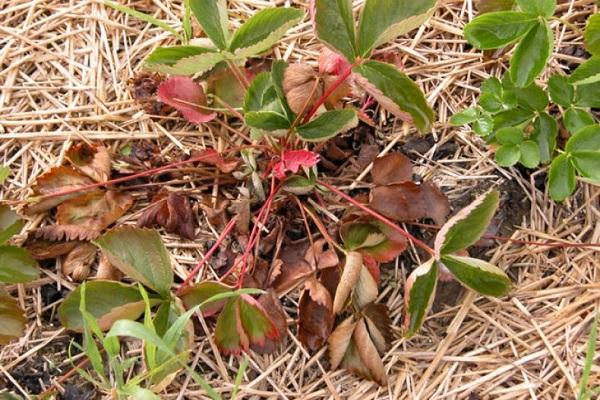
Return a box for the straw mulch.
[1,0,599,399]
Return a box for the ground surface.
[0,0,599,399]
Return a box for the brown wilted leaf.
[271,239,339,294]
[57,191,134,232]
[351,318,387,385]
[25,167,94,214]
[25,239,80,260]
[283,64,322,114]
[298,281,334,350]
[332,251,363,314]
[370,181,449,225]
[305,276,332,308]
[191,149,239,174]
[96,251,123,281]
[362,304,393,353]
[328,316,356,368]
[371,153,413,186]
[357,144,380,170]
[66,143,111,183]
[31,225,99,242]
[199,199,230,229]
[62,243,97,281]
[251,289,288,354]
[353,265,379,309]
[138,190,196,239]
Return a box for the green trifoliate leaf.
[574,81,600,108]
[496,126,524,144]
[314,0,357,62]
[493,107,534,129]
[144,46,216,74]
[282,175,315,195]
[243,72,277,112]
[548,75,574,107]
[516,0,556,17]
[93,227,174,297]
[229,8,303,57]
[566,124,600,182]
[0,246,39,283]
[474,112,494,136]
[58,280,158,331]
[190,0,229,50]
[463,12,537,49]
[564,108,596,134]
[0,205,23,244]
[532,112,558,163]
[356,0,437,57]
[450,107,480,126]
[495,144,521,166]
[548,153,576,201]
[510,19,553,87]
[297,109,358,142]
[0,288,26,344]
[570,56,600,85]
[440,255,511,297]
[164,52,225,76]
[245,111,291,131]
[514,82,549,111]
[519,140,541,168]
[584,13,600,55]
[403,258,438,337]
[353,60,434,132]
[434,190,500,256]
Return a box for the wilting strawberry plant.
[452,0,600,201]
[4,0,522,391]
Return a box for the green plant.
[577,310,599,400]
[69,280,251,399]
[452,1,600,201]
[13,0,520,387]
[0,203,39,344]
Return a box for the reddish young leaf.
[371,153,413,186]
[252,289,288,354]
[238,294,280,347]
[370,181,449,225]
[57,191,134,232]
[138,190,196,240]
[66,142,111,183]
[157,76,216,124]
[273,150,320,180]
[25,167,94,214]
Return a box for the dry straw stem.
[1,0,599,399]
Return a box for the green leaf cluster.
[405,191,512,336]
[142,1,303,76]
[464,0,557,87]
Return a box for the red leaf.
[157,76,216,124]
[273,150,320,179]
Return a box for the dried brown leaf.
[332,251,363,314]
[352,318,387,385]
[371,153,413,186]
[95,251,123,281]
[31,225,99,242]
[62,243,97,281]
[66,143,111,183]
[362,304,393,353]
[138,191,196,239]
[370,181,449,224]
[298,286,334,351]
[57,190,134,232]
[25,167,94,214]
[283,63,322,114]
[25,239,80,260]
[328,316,356,369]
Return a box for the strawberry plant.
[5,0,528,390]
[452,1,600,201]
